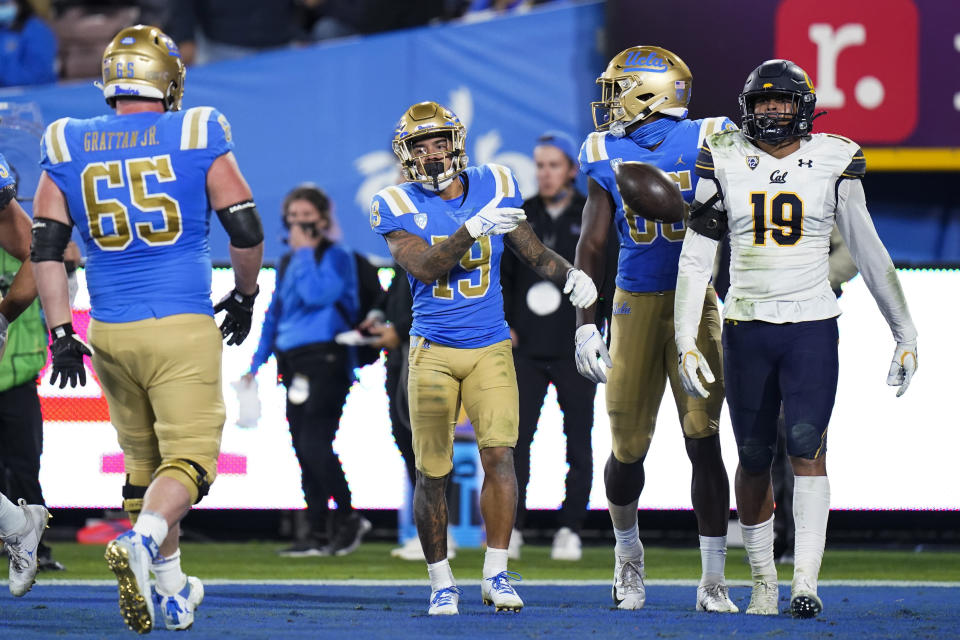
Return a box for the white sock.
[741,516,777,582]
[483,547,509,579]
[699,535,728,585]
[152,549,187,596]
[793,475,830,583]
[427,558,455,592]
[609,499,643,558]
[133,511,169,546]
[0,493,26,538]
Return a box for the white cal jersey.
[694,130,866,323]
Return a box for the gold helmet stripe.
[180,107,214,150]
[381,186,416,215]
[44,118,72,165]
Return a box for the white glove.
[463,195,526,238]
[563,269,598,308]
[676,335,714,398]
[886,339,917,397]
[0,312,8,364]
[575,324,612,384]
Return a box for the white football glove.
[575,324,612,384]
[886,339,917,397]
[563,269,598,308]
[676,335,714,399]
[0,312,8,364]
[463,194,526,238]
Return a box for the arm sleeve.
[834,179,916,342]
[249,292,280,375]
[674,228,720,342]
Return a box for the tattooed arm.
[385,228,475,285]
[504,220,573,288]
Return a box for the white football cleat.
[4,500,50,597]
[551,527,582,561]
[696,581,739,613]
[790,573,823,619]
[482,571,523,612]
[428,585,462,615]
[155,575,204,630]
[745,578,780,615]
[105,530,159,633]
[612,552,646,610]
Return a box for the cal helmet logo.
[414,213,428,229]
[746,156,760,170]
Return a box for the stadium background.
[0,0,957,545]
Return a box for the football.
[613,161,684,224]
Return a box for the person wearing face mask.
[0,0,56,87]
[500,132,609,562]
[244,184,371,558]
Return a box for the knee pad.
[738,440,774,473]
[153,459,211,505]
[787,422,826,459]
[122,472,151,525]
[681,410,719,440]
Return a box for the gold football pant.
[605,287,723,464]
[407,337,519,478]
[88,313,225,503]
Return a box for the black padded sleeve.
[215,200,264,248]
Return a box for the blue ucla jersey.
[370,164,522,348]
[579,117,735,292]
[40,107,234,322]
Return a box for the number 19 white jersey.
[695,130,865,323]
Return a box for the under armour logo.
[798,159,813,167]
[769,169,789,184]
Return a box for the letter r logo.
[775,0,918,143]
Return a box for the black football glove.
[214,286,259,346]
[49,323,93,389]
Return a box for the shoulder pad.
[697,117,737,148]
[42,118,73,165]
[485,163,519,200]
[841,147,866,178]
[374,185,418,217]
[180,107,232,151]
[580,132,610,165]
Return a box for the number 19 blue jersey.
[40,107,234,323]
[370,164,522,348]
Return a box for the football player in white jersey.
[674,59,917,619]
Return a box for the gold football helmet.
[592,46,692,135]
[100,25,185,111]
[392,101,468,190]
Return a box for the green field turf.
[37,542,960,583]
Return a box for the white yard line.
[24,578,960,587]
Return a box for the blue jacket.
[249,242,359,374]
[0,17,57,87]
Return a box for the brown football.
[613,161,684,224]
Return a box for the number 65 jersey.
[693,130,867,323]
[40,107,234,323]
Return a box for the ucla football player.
[30,25,264,633]
[371,101,597,615]
[574,46,738,612]
[675,59,917,618]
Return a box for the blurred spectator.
[50,2,138,79]
[300,0,445,42]
[0,0,56,86]
[501,131,596,561]
[244,184,370,557]
[166,0,300,65]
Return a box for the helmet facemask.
[740,90,816,145]
[392,102,468,191]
